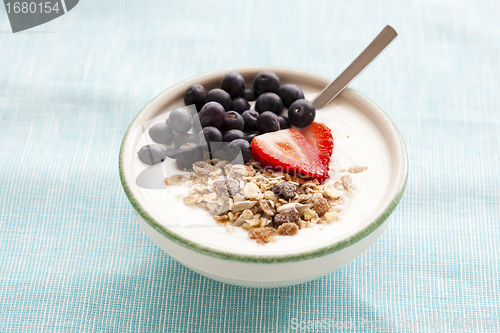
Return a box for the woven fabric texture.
[1,0,499,332]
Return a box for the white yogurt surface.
[130,89,394,256]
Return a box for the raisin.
[272,181,298,199]
[273,208,299,226]
[313,197,330,216]
[212,178,240,197]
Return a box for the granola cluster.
[165,159,364,244]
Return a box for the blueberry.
[220,72,245,98]
[246,131,259,143]
[205,88,232,111]
[278,116,291,130]
[199,101,226,128]
[243,88,255,101]
[242,110,259,132]
[253,71,280,97]
[227,139,252,163]
[184,84,207,111]
[175,143,204,170]
[257,111,280,134]
[198,126,222,150]
[174,132,197,150]
[138,144,167,165]
[220,111,244,132]
[231,97,250,114]
[149,123,174,145]
[222,129,246,142]
[277,84,305,108]
[288,99,316,128]
[255,92,283,115]
[167,107,192,134]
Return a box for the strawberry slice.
[251,129,329,182]
[298,122,334,166]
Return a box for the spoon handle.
[312,25,398,109]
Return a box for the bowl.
[119,66,408,288]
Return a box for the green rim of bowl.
[119,66,408,264]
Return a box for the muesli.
[165,159,364,244]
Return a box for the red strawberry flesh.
[298,122,334,166]
[251,129,329,182]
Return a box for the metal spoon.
[312,25,398,109]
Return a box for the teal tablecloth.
[1,1,499,332]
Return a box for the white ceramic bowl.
[119,66,408,288]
